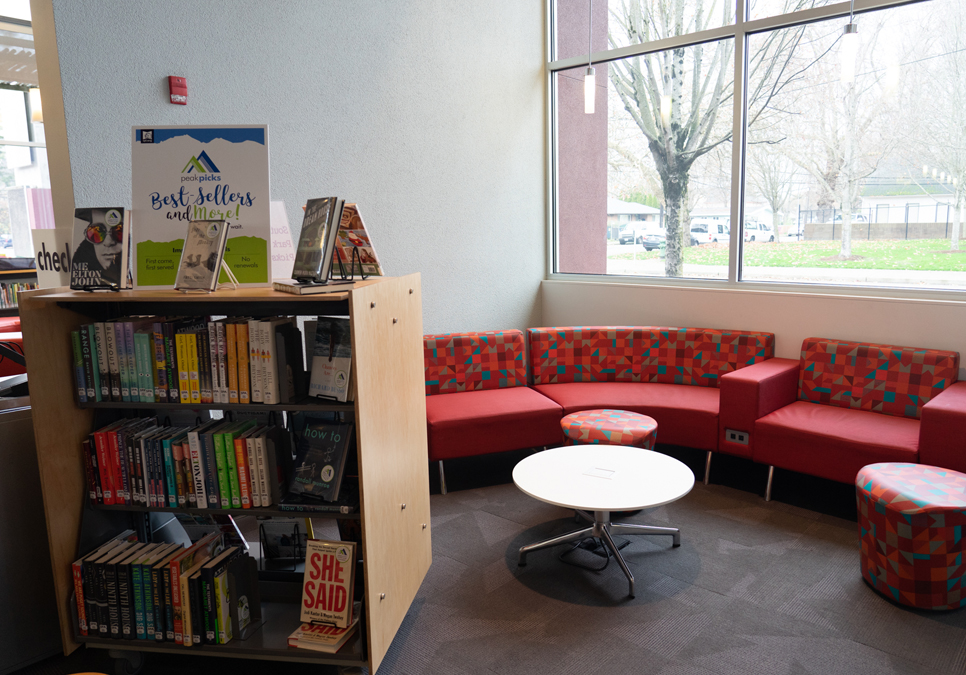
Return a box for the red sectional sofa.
[719,336,962,500]
[526,326,775,483]
[0,316,24,377]
[423,329,564,493]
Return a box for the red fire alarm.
[168,76,187,105]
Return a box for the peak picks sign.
[131,125,271,289]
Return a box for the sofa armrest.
[718,357,799,457]
[919,381,966,473]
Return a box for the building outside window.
[551,0,966,291]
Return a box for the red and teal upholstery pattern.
[856,462,966,610]
[561,409,658,449]
[424,329,527,396]
[799,337,959,420]
[528,327,774,388]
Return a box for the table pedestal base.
[517,510,680,598]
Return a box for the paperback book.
[299,539,356,628]
[331,203,383,279]
[288,417,354,502]
[70,207,127,290]
[308,317,351,402]
[174,220,231,292]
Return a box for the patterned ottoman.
[561,409,658,450]
[856,463,966,610]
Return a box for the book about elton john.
[299,539,356,628]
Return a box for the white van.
[743,221,774,242]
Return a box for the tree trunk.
[662,171,689,277]
[951,186,963,252]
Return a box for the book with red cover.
[331,203,383,279]
[299,539,356,628]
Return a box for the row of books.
[84,417,290,509]
[71,315,307,406]
[0,280,36,309]
[72,531,259,646]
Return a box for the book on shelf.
[309,317,351,402]
[289,416,354,502]
[279,477,359,514]
[291,197,345,283]
[271,278,356,295]
[287,606,360,653]
[70,207,127,291]
[332,203,384,279]
[299,539,357,628]
[71,529,139,637]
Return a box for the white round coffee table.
[513,444,695,598]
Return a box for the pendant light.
[584,0,595,114]
[840,0,859,84]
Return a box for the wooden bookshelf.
[19,275,431,674]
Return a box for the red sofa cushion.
[423,329,527,396]
[531,381,720,450]
[425,386,563,462]
[528,326,774,388]
[753,400,920,484]
[0,332,25,377]
[798,337,959,420]
[0,317,20,333]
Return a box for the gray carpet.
[373,480,966,675]
[14,477,966,675]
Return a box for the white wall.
[49,0,546,333]
[542,280,966,374]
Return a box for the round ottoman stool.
[561,409,658,450]
[856,463,966,610]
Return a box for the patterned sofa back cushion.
[528,326,775,388]
[798,337,960,419]
[423,329,527,396]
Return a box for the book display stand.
[19,275,431,675]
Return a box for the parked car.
[743,221,775,242]
[832,213,869,223]
[636,224,666,251]
[690,220,729,245]
[618,226,636,245]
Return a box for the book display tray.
[20,275,432,674]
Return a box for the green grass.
[610,239,966,271]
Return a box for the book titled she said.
[131,125,270,289]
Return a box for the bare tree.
[747,146,798,241]
[609,0,817,276]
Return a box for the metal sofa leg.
[703,450,712,486]
[765,465,774,502]
[439,460,447,495]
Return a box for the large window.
[551,0,966,292]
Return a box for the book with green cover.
[211,422,240,509]
[85,324,102,401]
[222,420,256,509]
[134,329,155,403]
[161,429,189,508]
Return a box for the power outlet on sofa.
[726,429,749,445]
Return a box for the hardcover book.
[291,197,344,283]
[332,203,384,278]
[308,317,351,402]
[174,220,231,292]
[288,418,354,502]
[287,610,360,652]
[70,207,127,290]
[299,539,356,628]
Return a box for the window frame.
[544,0,964,302]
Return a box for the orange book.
[235,321,250,403]
[234,434,252,508]
[226,321,239,404]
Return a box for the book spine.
[226,322,239,404]
[151,565,165,641]
[244,436,258,508]
[105,322,121,401]
[94,428,116,506]
[71,330,87,403]
[201,574,216,644]
[212,431,232,508]
[226,433,243,509]
[176,332,190,404]
[170,557,189,644]
[106,560,121,638]
[162,565,175,641]
[214,571,231,644]
[142,561,155,640]
[163,322,179,403]
[154,436,167,510]
[131,430,146,505]
[187,429,207,508]
[115,322,130,401]
[134,332,153,402]
[82,438,98,506]
[153,323,167,402]
[95,560,110,637]
[88,434,103,503]
[197,327,212,404]
[72,559,87,636]
[172,438,187,507]
[120,322,134,402]
[78,326,95,402]
[94,323,110,400]
[263,322,277,405]
[119,560,135,639]
[187,333,202,404]
[236,322,250,403]
[83,559,100,634]
[189,575,203,645]
[162,437,178,507]
[201,431,221,508]
[216,321,227,405]
[85,324,101,401]
[180,571,193,648]
[207,320,219,404]
[255,434,270,507]
[248,319,262,403]
[110,428,131,505]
